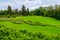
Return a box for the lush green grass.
[13,16,60,35]
[14,16,60,26]
[0,25,53,40]
[0,16,60,40]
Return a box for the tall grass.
[0,24,60,40]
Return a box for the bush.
[55,34,60,40]
[20,30,27,34]
[36,32,45,39]
[0,24,59,40]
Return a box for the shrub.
[36,32,45,39]
[20,30,27,34]
[55,34,60,40]
[0,24,59,40]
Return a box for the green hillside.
[0,16,60,40]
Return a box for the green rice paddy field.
[0,16,60,40]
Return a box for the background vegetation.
[0,5,60,20]
[0,5,60,40]
[0,16,60,40]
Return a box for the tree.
[14,9,19,16]
[26,8,29,16]
[47,6,54,17]
[39,7,47,16]
[18,10,22,16]
[54,5,60,19]
[7,5,13,16]
[21,5,26,16]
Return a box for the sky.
[0,0,60,10]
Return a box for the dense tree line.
[0,5,29,17]
[30,5,60,20]
[0,5,60,20]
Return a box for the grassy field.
[0,16,60,40]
